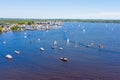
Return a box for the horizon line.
[0,18,120,20]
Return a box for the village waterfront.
[0,22,120,80]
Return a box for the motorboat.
[86,44,92,47]
[60,57,68,62]
[40,47,44,51]
[59,47,63,50]
[86,43,94,47]
[14,50,20,54]
[5,54,12,59]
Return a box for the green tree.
[27,21,34,25]
[10,25,19,31]
[0,26,2,33]
[18,21,26,25]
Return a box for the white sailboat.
[53,40,57,46]
[24,36,27,38]
[3,41,6,44]
[67,38,69,44]
[83,29,86,32]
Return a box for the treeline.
[0,18,35,25]
[55,19,120,23]
[0,18,120,24]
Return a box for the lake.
[0,22,120,80]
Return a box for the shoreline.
[0,18,120,23]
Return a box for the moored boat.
[59,47,63,50]
[67,38,69,44]
[60,57,68,62]
[53,40,57,46]
[14,50,20,54]
[40,47,44,51]
[5,54,12,59]
[99,44,103,48]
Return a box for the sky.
[0,0,120,19]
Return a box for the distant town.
[0,19,63,33]
[0,18,120,33]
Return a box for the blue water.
[0,22,120,80]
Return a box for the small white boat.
[60,57,68,62]
[86,43,94,47]
[83,29,86,32]
[40,47,44,51]
[37,38,40,41]
[67,38,69,44]
[24,36,27,38]
[86,44,92,47]
[3,41,6,44]
[5,54,12,59]
[90,43,94,46]
[14,50,20,54]
[59,47,63,50]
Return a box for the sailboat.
[83,29,86,32]
[67,38,69,44]
[51,40,57,49]
[53,40,57,46]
